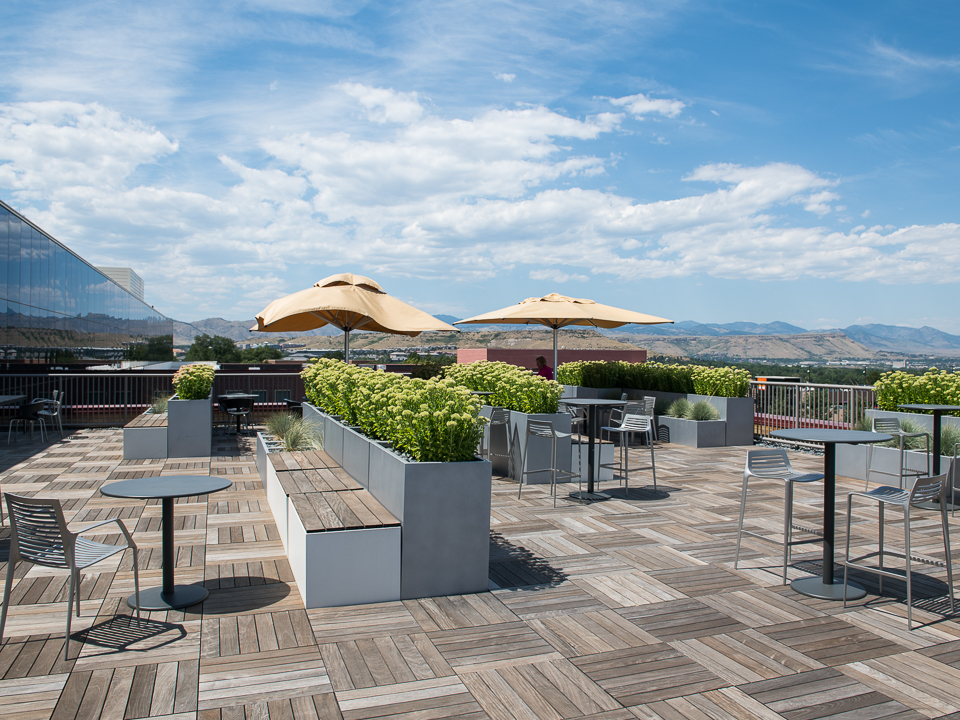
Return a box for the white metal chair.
[842,472,955,629]
[486,407,511,467]
[1,494,141,659]
[601,402,643,447]
[517,420,579,507]
[7,400,47,444]
[866,416,930,490]
[36,390,63,440]
[599,414,656,493]
[735,448,824,584]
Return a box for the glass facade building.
[0,200,173,364]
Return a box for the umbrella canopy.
[454,293,673,373]
[252,273,458,362]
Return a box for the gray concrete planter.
[657,416,726,448]
[367,440,492,600]
[167,392,212,458]
[122,412,168,460]
[509,411,572,485]
[341,425,371,488]
[303,404,342,465]
[690,395,755,446]
[561,385,623,400]
[836,443,953,485]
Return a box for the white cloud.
[529,269,588,282]
[609,92,685,118]
[495,73,516,83]
[2,93,958,322]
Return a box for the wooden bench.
[123,412,168,460]
[260,448,401,608]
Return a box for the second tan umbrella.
[252,273,458,362]
[454,293,672,373]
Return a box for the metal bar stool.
[842,471,954,629]
[735,448,824,584]
[517,420,579,507]
[866,416,930,490]
[599,414,656,493]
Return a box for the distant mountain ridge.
[175,316,960,356]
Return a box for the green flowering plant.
[442,361,563,414]
[171,364,215,400]
[556,361,751,398]
[301,359,485,463]
[875,369,960,412]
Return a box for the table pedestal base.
[568,491,610,502]
[915,500,958,512]
[791,576,866,601]
[127,584,209,611]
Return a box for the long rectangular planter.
[341,425,371,488]
[123,414,168,460]
[656,416,726,448]
[836,443,954,485]
[367,440,492,600]
[167,392,213,458]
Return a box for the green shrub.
[171,364,215,400]
[940,424,960,458]
[302,359,485,463]
[875,369,960,411]
[666,398,692,418]
[689,400,721,421]
[557,360,751,398]
[151,392,172,414]
[443,361,562,414]
[265,413,322,451]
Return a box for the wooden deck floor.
[2,429,960,719]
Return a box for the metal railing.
[750,380,876,440]
[0,372,305,427]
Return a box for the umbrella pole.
[344,330,350,364]
[553,327,558,379]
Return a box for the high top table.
[898,404,960,511]
[101,475,232,610]
[561,398,626,500]
[771,428,892,600]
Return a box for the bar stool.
[599,414,656,493]
[842,471,954,629]
[734,448,824,583]
[517,420,579,507]
[866,416,929,490]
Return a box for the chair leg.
[131,547,142,625]
[844,495,853,609]
[783,481,794,585]
[941,502,955,614]
[904,506,913,630]
[878,503,885,595]
[74,569,81,617]
[0,559,15,644]
[649,442,656,490]
[734,473,749,569]
[65,570,74,660]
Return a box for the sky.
[1,1,959,332]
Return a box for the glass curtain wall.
[0,201,173,363]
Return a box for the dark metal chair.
[7,400,47,444]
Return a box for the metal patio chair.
[517,420,580,507]
[0,494,141,659]
[866,416,930,490]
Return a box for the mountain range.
[174,317,960,357]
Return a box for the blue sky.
[1,1,958,332]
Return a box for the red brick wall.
[456,348,647,370]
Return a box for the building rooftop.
[0,430,958,719]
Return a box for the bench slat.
[289,493,324,532]
[269,453,289,472]
[337,490,380,528]
[323,491,362,529]
[352,490,400,527]
[306,493,345,531]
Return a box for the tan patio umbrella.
[252,273,458,362]
[454,293,672,373]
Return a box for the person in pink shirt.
[535,355,553,381]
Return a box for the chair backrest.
[910,472,948,506]
[621,393,628,401]
[620,414,652,432]
[640,397,655,417]
[873,416,901,434]
[490,407,510,425]
[526,419,556,440]
[4,494,72,568]
[745,448,793,475]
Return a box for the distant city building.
[96,266,144,301]
[0,199,172,364]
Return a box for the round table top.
[560,398,627,407]
[100,475,233,500]
[771,429,892,445]
[470,391,494,396]
[898,404,960,413]
[219,393,257,398]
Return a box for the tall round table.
[560,398,626,500]
[898,404,960,510]
[771,429,892,600]
[100,475,232,610]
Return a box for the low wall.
[458,348,647,370]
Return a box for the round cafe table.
[771,429,892,601]
[101,475,232,610]
[560,398,627,500]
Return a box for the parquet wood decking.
[2,428,960,719]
